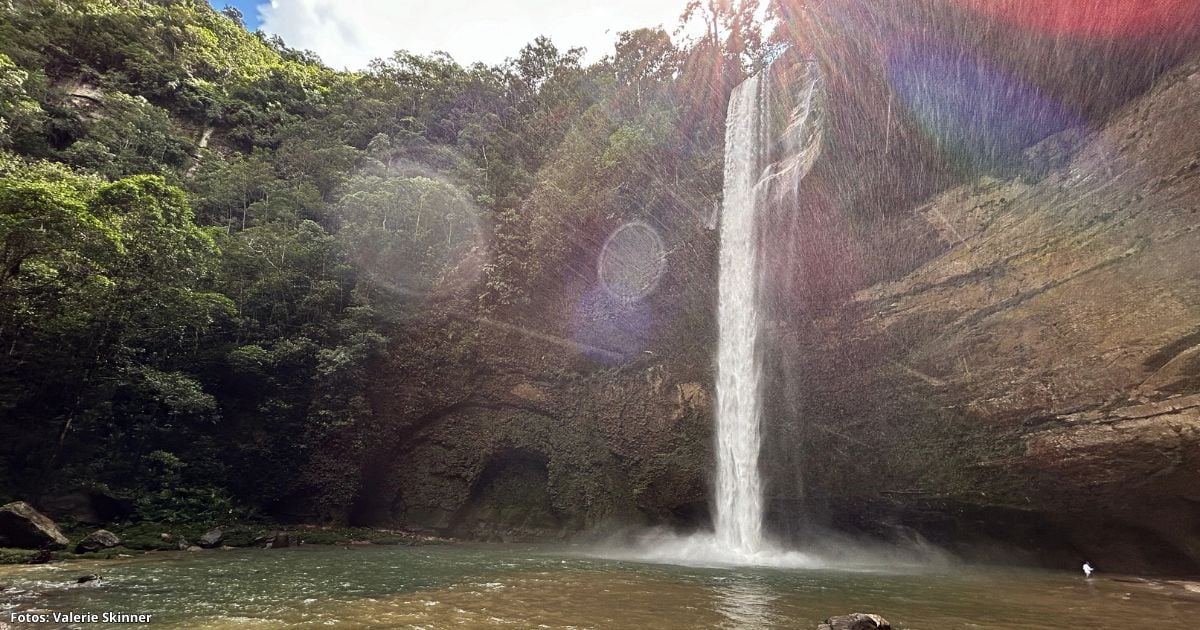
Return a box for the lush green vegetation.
[0,0,776,524]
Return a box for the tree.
[220,6,246,29]
[0,160,111,288]
[0,0,735,525]
[0,165,232,500]
[61,93,193,179]
[0,53,45,149]
[612,29,679,114]
[679,0,769,75]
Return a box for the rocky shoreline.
[0,500,448,568]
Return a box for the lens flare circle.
[887,42,1079,168]
[340,164,490,302]
[597,221,667,302]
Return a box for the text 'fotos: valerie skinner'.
[8,611,152,624]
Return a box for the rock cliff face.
[363,2,1200,576]
[353,206,719,539]
[761,53,1200,574]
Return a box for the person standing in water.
[1082,562,1094,577]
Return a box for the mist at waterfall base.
[588,58,948,572]
[594,522,954,571]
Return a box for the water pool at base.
[3,544,1200,628]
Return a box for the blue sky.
[205,0,692,70]
[208,0,262,30]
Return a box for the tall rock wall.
[761,52,1200,575]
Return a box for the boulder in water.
[818,613,891,630]
[0,501,69,549]
[76,574,100,584]
[75,529,121,553]
[198,527,223,548]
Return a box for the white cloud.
[257,0,694,70]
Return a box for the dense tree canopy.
[0,0,773,523]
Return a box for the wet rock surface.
[75,529,120,553]
[818,613,891,630]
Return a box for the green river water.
[2,544,1198,628]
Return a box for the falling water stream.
[713,59,824,560]
[610,60,828,567]
[715,71,768,555]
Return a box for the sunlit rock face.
[755,1,1200,574]
[829,60,1200,571]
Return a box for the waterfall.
[713,60,823,557]
[714,72,768,553]
[606,59,824,567]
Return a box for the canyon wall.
[761,50,1200,575]
[366,1,1200,574]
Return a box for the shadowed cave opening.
[449,448,562,540]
